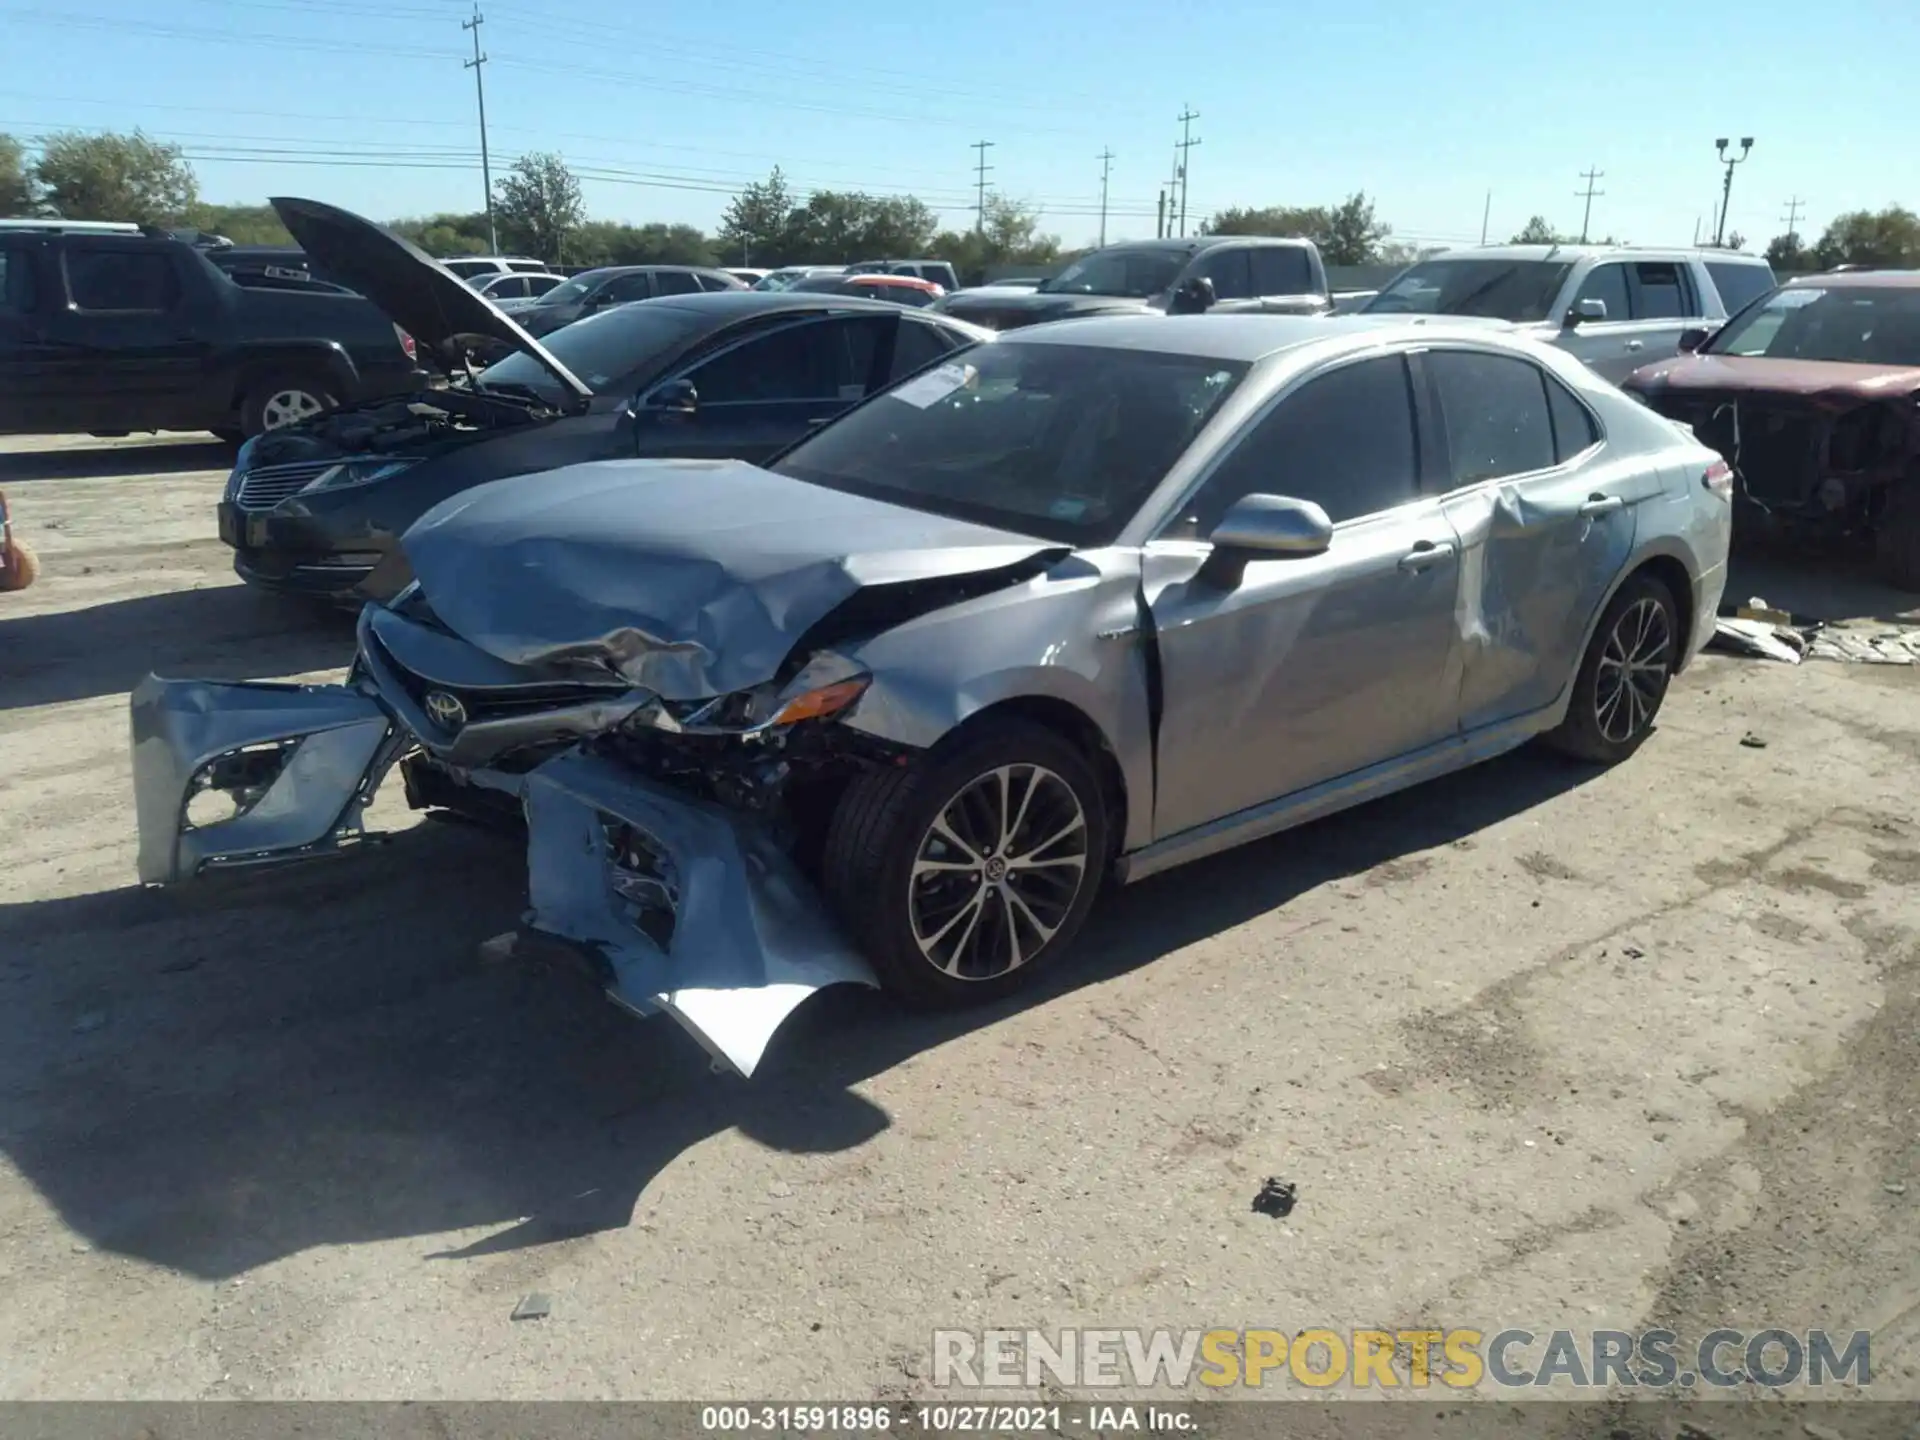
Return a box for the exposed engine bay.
[1680,394,1920,526]
[244,385,562,468]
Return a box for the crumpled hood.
[399,458,1061,699]
[1624,353,1920,408]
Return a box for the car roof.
[641,289,979,324]
[846,274,940,288]
[1784,269,1920,289]
[999,313,1539,363]
[1428,244,1771,265]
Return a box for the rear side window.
[695,272,737,292]
[689,316,887,404]
[65,250,180,312]
[1629,262,1690,320]
[887,318,953,383]
[1545,374,1601,460]
[1249,246,1311,296]
[1428,350,1555,485]
[652,271,701,297]
[1706,261,1774,314]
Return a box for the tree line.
[4,129,1917,278]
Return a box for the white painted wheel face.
[260,389,326,430]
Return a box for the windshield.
[771,341,1248,546]
[533,276,595,307]
[477,301,707,399]
[1706,285,1920,365]
[1037,248,1186,299]
[1362,258,1574,323]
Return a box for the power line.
[1575,166,1604,243]
[462,4,496,253]
[1174,106,1200,238]
[970,140,994,234]
[1780,195,1805,242]
[1097,147,1113,247]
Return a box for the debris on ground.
[1806,628,1920,665]
[1740,733,1769,749]
[1251,1178,1297,1219]
[476,933,519,966]
[1709,617,1809,663]
[511,1293,552,1321]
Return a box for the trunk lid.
[269,196,593,404]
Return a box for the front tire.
[1542,571,1680,764]
[822,718,1110,1006]
[240,375,337,438]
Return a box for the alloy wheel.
[261,389,325,430]
[907,764,1090,981]
[1593,596,1673,744]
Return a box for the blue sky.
[2,0,1912,251]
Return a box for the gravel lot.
[1,432,1916,1403]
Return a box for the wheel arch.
[944,695,1131,864]
[227,342,358,415]
[1544,542,1703,732]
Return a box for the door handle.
[1398,540,1456,572]
[1578,493,1626,517]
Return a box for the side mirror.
[1677,327,1710,353]
[1565,297,1608,327]
[646,378,699,416]
[1169,275,1217,315]
[1206,494,1333,557]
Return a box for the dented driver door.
[1421,348,1645,731]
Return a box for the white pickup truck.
[1357,244,1778,382]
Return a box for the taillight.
[1704,459,1734,501]
[395,325,416,362]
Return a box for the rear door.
[38,240,210,429]
[1425,347,1640,730]
[636,313,898,463]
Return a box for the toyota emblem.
[423,690,468,729]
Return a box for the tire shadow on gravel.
[0,439,234,484]
[0,583,354,711]
[0,743,1600,1281]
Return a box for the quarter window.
[1428,350,1556,484]
[1544,374,1600,460]
[1175,354,1419,534]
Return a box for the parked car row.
[125,197,1733,1082]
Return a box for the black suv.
[937,235,1330,331]
[0,221,421,440]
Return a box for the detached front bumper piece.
[129,675,877,1076]
[522,750,878,1077]
[131,676,401,885]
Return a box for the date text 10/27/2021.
[700,1406,1196,1433]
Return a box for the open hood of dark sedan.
[398,458,1063,701]
[269,196,593,404]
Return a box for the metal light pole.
[1713,137,1752,248]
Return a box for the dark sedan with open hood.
[221,198,992,602]
[1622,270,1920,588]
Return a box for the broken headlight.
[298,459,421,495]
[639,655,871,738]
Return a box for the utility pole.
[1780,194,1805,248]
[1575,166,1605,243]
[1480,190,1491,245]
[1156,189,1167,240]
[970,140,994,235]
[462,5,497,253]
[1712,136,1753,247]
[1097,148,1114,248]
[1174,106,1201,238]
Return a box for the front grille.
[233,460,336,512]
[367,625,626,731]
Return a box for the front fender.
[839,549,1158,853]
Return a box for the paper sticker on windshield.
[1771,288,1824,308]
[890,363,974,409]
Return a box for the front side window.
[1428,350,1556,485]
[538,276,595,307]
[774,341,1247,545]
[524,274,563,297]
[602,272,657,303]
[1172,355,1418,535]
[1363,258,1574,323]
[64,250,179,312]
[1193,248,1254,301]
[688,316,886,404]
[1572,263,1630,322]
[1706,261,1775,314]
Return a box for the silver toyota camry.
[131,314,1732,1076]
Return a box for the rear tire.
[1541,571,1680,764]
[1873,483,1920,592]
[240,375,337,438]
[822,718,1109,1006]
